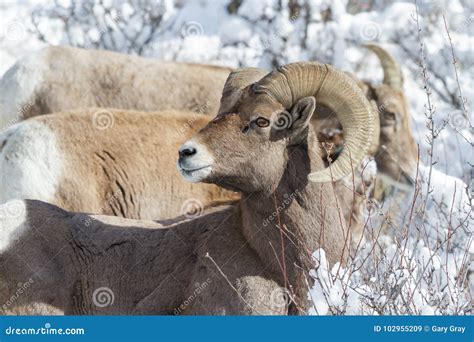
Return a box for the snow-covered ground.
[0,0,472,314]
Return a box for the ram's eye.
[255,117,270,128]
[383,111,397,121]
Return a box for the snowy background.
[0,0,472,314]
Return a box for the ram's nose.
[177,140,214,183]
[177,140,205,168]
[178,145,197,160]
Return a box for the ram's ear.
[270,97,316,142]
[289,96,316,131]
[218,68,268,115]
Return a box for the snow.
[308,228,471,315]
[219,17,253,45]
[0,0,472,315]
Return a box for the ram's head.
[178,62,376,193]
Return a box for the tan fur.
[1,46,231,123]
[372,84,418,184]
[0,62,372,315]
[2,109,238,220]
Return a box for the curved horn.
[368,100,380,155]
[218,67,268,115]
[254,62,375,183]
[364,43,403,90]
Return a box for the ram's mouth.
[178,163,212,182]
[180,165,212,173]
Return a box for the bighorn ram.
[0,109,237,220]
[0,62,374,314]
[0,44,413,238]
[363,43,417,188]
[0,46,231,131]
[0,68,372,235]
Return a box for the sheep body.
[0,109,237,220]
[0,199,287,314]
[0,46,231,131]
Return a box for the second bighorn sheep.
[315,43,418,187]
[364,43,417,187]
[310,44,419,241]
[0,109,237,220]
[0,46,232,131]
[0,62,375,314]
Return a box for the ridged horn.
[253,62,375,183]
[369,100,380,155]
[218,67,268,115]
[364,43,403,90]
